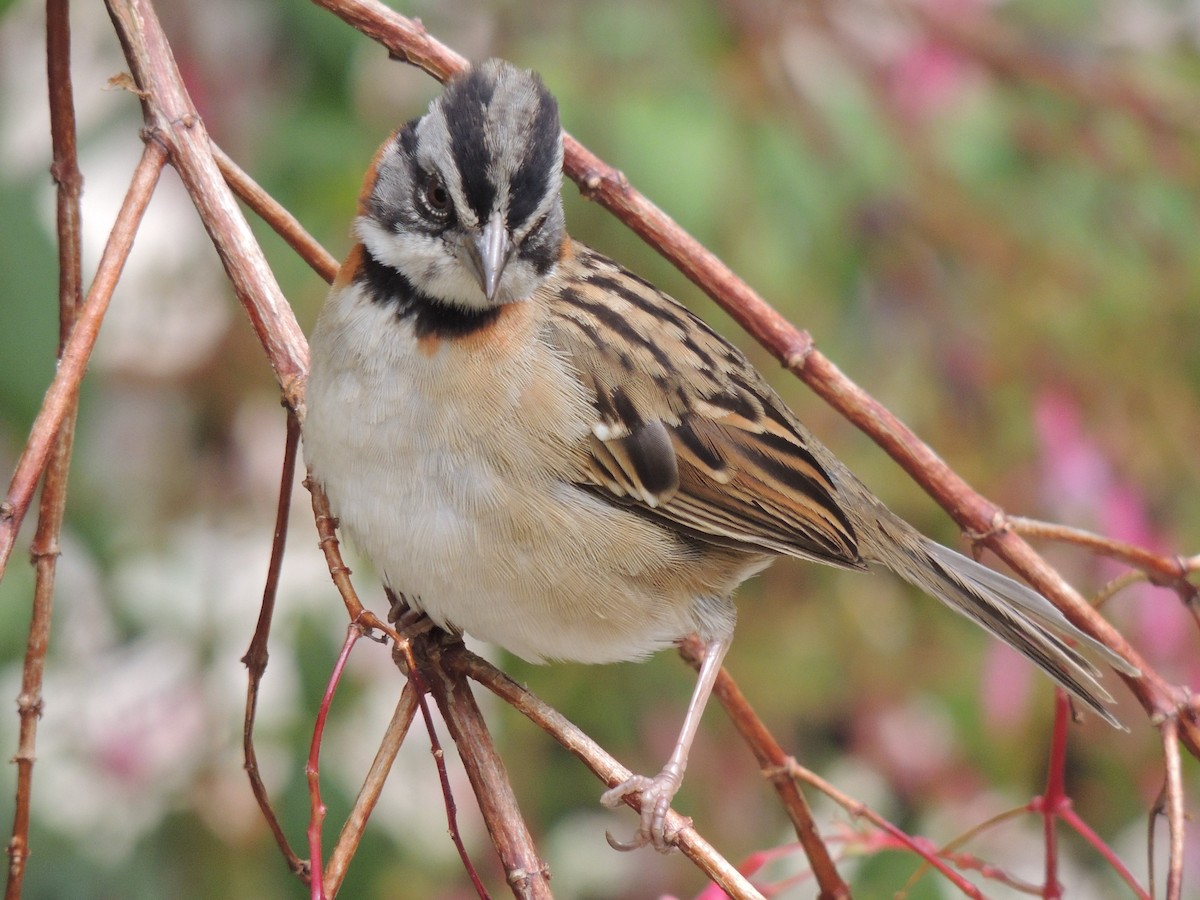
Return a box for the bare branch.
[411,634,541,898]
[0,142,166,580]
[213,141,339,284]
[785,759,984,899]
[306,478,403,644]
[4,2,85,892]
[1036,692,1072,898]
[1010,517,1197,590]
[306,625,370,899]
[241,410,307,878]
[47,0,83,345]
[1161,718,1186,900]
[1060,806,1149,899]
[104,0,309,409]
[310,0,467,79]
[326,686,419,896]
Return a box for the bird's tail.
[874,515,1136,728]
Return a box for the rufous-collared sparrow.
[302,58,1130,852]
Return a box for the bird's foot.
[600,769,688,853]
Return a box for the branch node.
[1166,554,1193,585]
[761,761,793,784]
[28,542,61,564]
[14,692,43,720]
[138,125,170,155]
[964,509,1010,546]
[387,17,426,61]
[577,166,629,200]
[281,373,306,418]
[48,159,83,192]
[578,169,604,199]
[783,334,815,372]
[6,838,29,869]
[508,863,553,888]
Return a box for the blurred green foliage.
[1,0,1198,897]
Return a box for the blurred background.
[2,0,1199,896]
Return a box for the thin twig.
[1161,718,1185,900]
[1009,517,1196,589]
[1036,692,1071,899]
[104,0,309,410]
[309,0,467,80]
[212,141,339,284]
[784,759,984,899]
[4,2,84,893]
[241,409,306,878]
[47,0,83,346]
[400,636,496,899]
[306,477,403,644]
[1094,570,1157,611]
[0,142,166,581]
[307,625,368,900]
[898,806,1028,896]
[325,685,419,897]
[1060,805,1149,899]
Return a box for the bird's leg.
[601,637,728,853]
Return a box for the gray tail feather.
[888,526,1134,728]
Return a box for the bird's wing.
[544,243,864,569]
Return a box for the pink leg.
[601,638,729,852]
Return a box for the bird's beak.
[467,213,512,303]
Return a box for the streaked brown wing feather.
[546,242,863,569]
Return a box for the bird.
[302,58,1133,853]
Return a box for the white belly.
[302,285,721,663]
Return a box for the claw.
[600,772,685,853]
[605,827,647,853]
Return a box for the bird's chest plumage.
[306,284,580,562]
[303,282,721,663]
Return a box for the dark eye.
[420,171,451,219]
